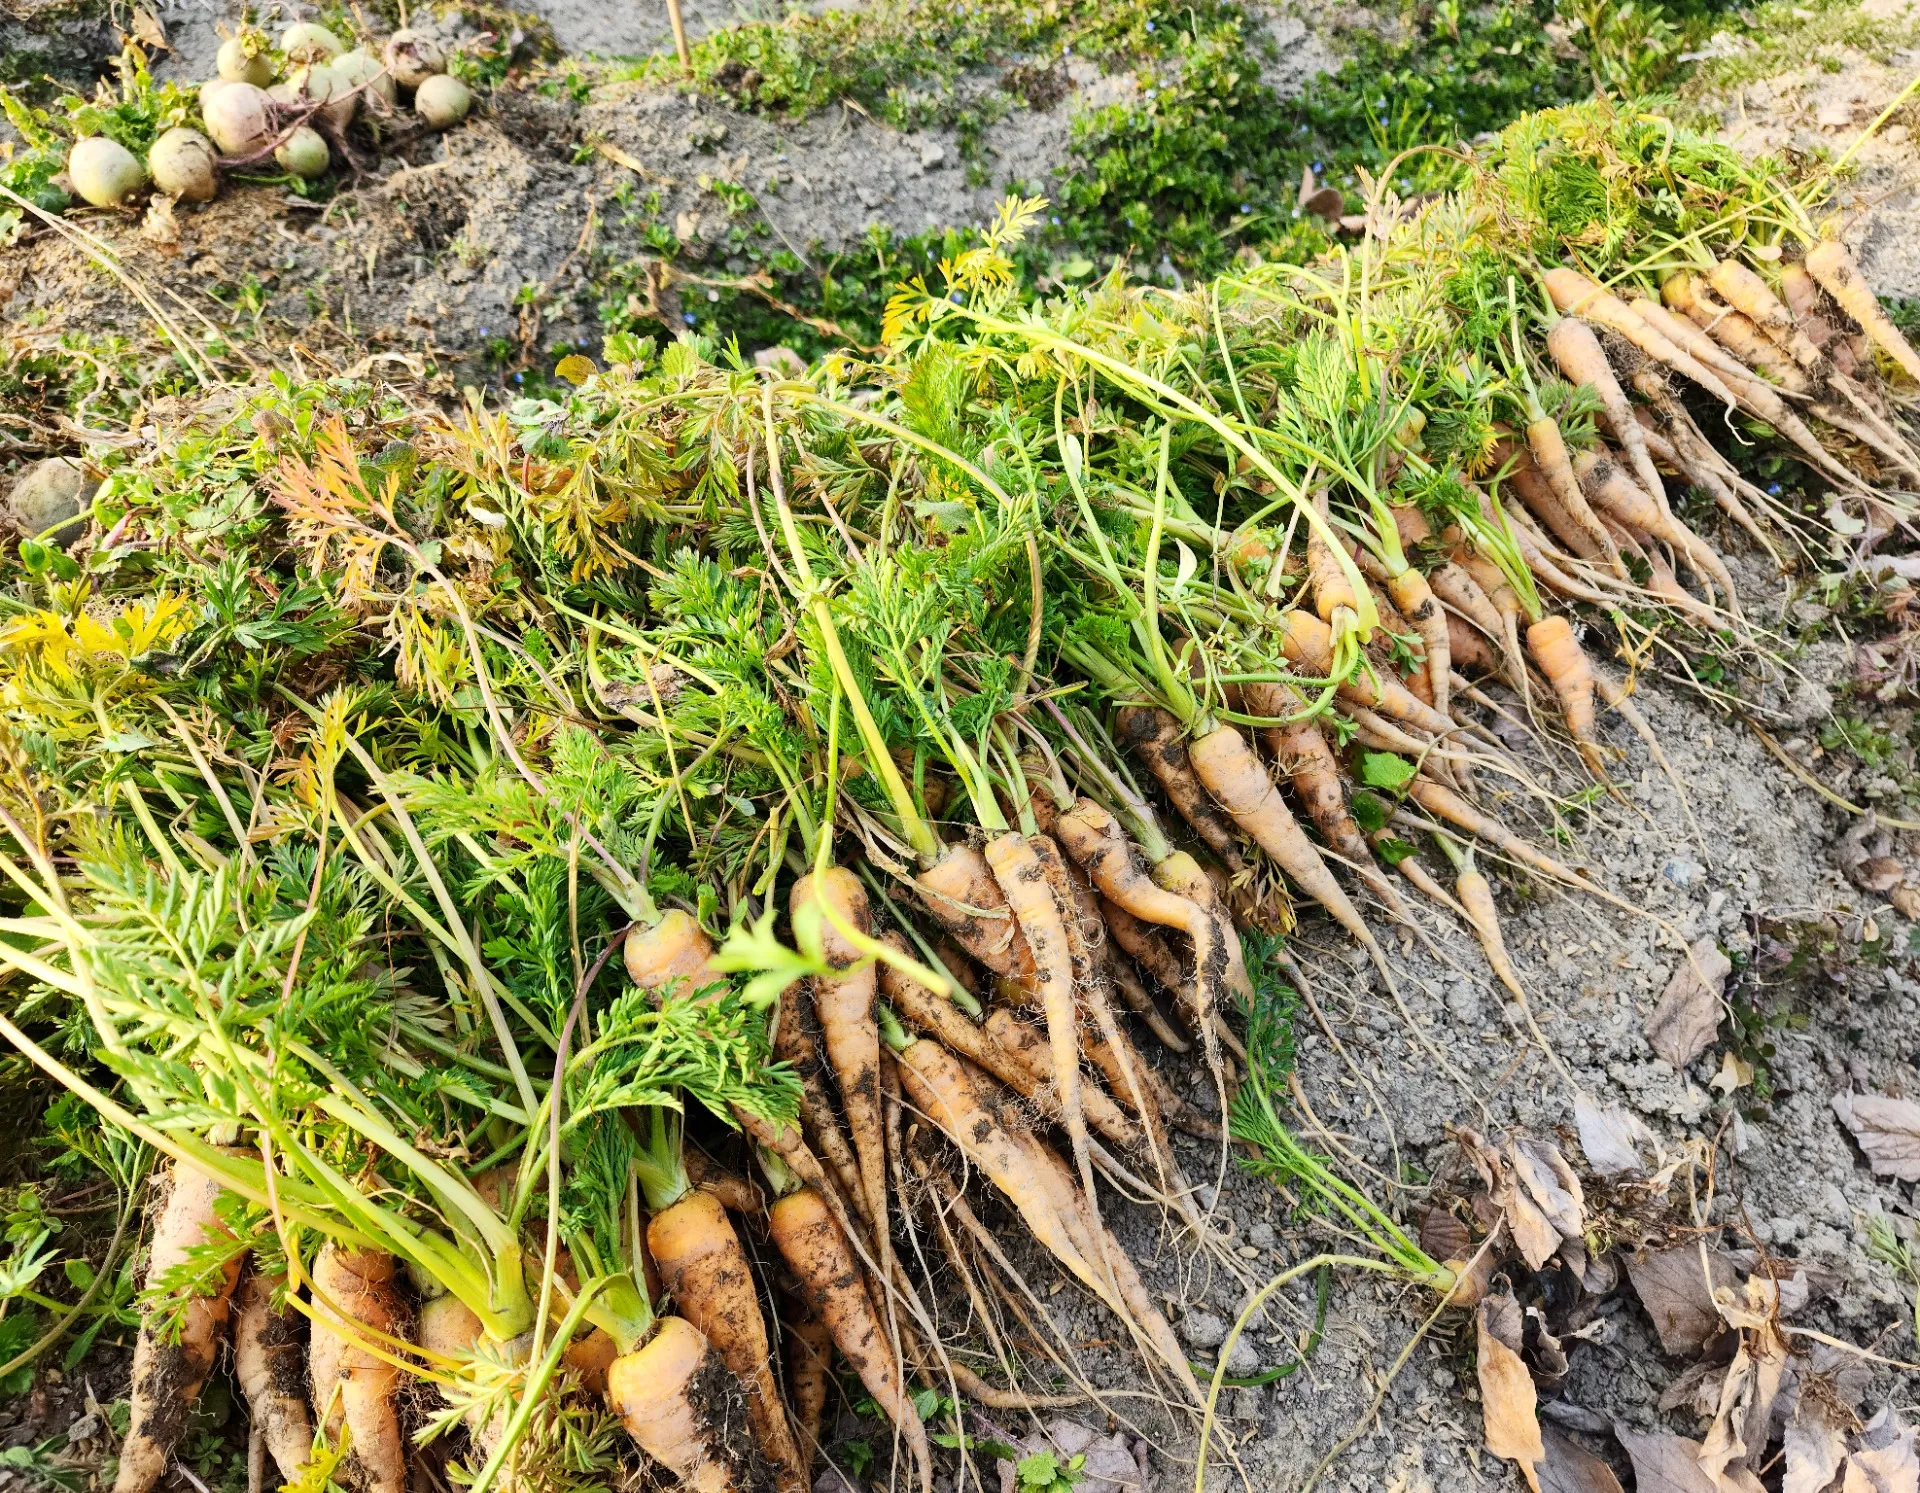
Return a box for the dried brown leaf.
[1616,1429,1719,1493]
[1847,1409,1920,1493]
[1784,1397,1851,1493]
[1479,1293,1545,1493]
[1539,1426,1625,1493]
[1625,1245,1739,1357]
[1646,938,1730,1070]
[1699,1317,1789,1491]
[1832,1091,1920,1183]
[1574,1094,1660,1177]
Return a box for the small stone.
[6,457,95,545]
[1179,1308,1229,1350]
[1769,1215,1801,1244]
[1663,858,1705,890]
[1248,1221,1276,1248]
[919,141,946,170]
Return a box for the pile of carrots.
[0,99,1914,1493]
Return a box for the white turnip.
[147,127,218,202]
[274,124,330,179]
[215,32,273,85]
[383,28,445,90]
[280,21,345,62]
[202,81,274,155]
[332,48,395,109]
[414,72,470,129]
[289,62,356,128]
[67,136,146,207]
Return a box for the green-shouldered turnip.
[67,136,147,207]
[215,32,274,85]
[148,127,218,202]
[332,48,396,109]
[274,124,330,179]
[383,28,445,90]
[414,72,470,130]
[280,21,345,62]
[202,81,274,155]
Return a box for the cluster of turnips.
[65,20,473,208]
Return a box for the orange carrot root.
[608,1317,775,1493]
[234,1268,314,1487]
[117,1157,246,1493]
[769,1189,931,1493]
[790,870,888,1261]
[310,1245,410,1493]
[1114,706,1247,872]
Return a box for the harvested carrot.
[1525,412,1625,578]
[1114,706,1246,872]
[877,935,1140,1150]
[607,1317,774,1493]
[311,1244,410,1493]
[983,831,1099,1240]
[1306,489,1359,625]
[1779,262,1858,375]
[1186,724,1384,963]
[1545,314,1668,510]
[1806,239,1920,382]
[1707,260,1807,353]
[1384,567,1451,712]
[1446,612,1498,675]
[1498,446,1601,561]
[1277,610,1455,737]
[117,1157,245,1493]
[1572,449,1737,613]
[567,1330,619,1396]
[785,1305,833,1463]
[1525,615,1604,778]
[769,1187,930,1491]
[914,844,1038,985]
[1245,685,1410,923]
[1663,274,1812,393]
[233,1268,313,1487]
[892,1038,1199,1402]
[1543,269,1746,409]
[1429,560,1505,643]
[1404,776,1593,889]
[625,908,723,995]
[981,1006,1141,1151]
[894,1038,1096,1293]
[773,993,868,1227]
[1456,866,1526,1005]
[648,1190,805,1493]
[1052,798,1231,1014]
[1454,547,1531,701]
[790,870,887,1254]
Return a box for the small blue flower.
[1145,18,1154,28]
[1239,203,1251,214]
[1051,214,1061,224]
[1768,482,1782,495]
[684,312,697,324]
[478,326,491,335]
[514,372,524,383]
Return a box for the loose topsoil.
[3,2,1920,1490]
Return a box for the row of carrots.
[5,101,1918,1493]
